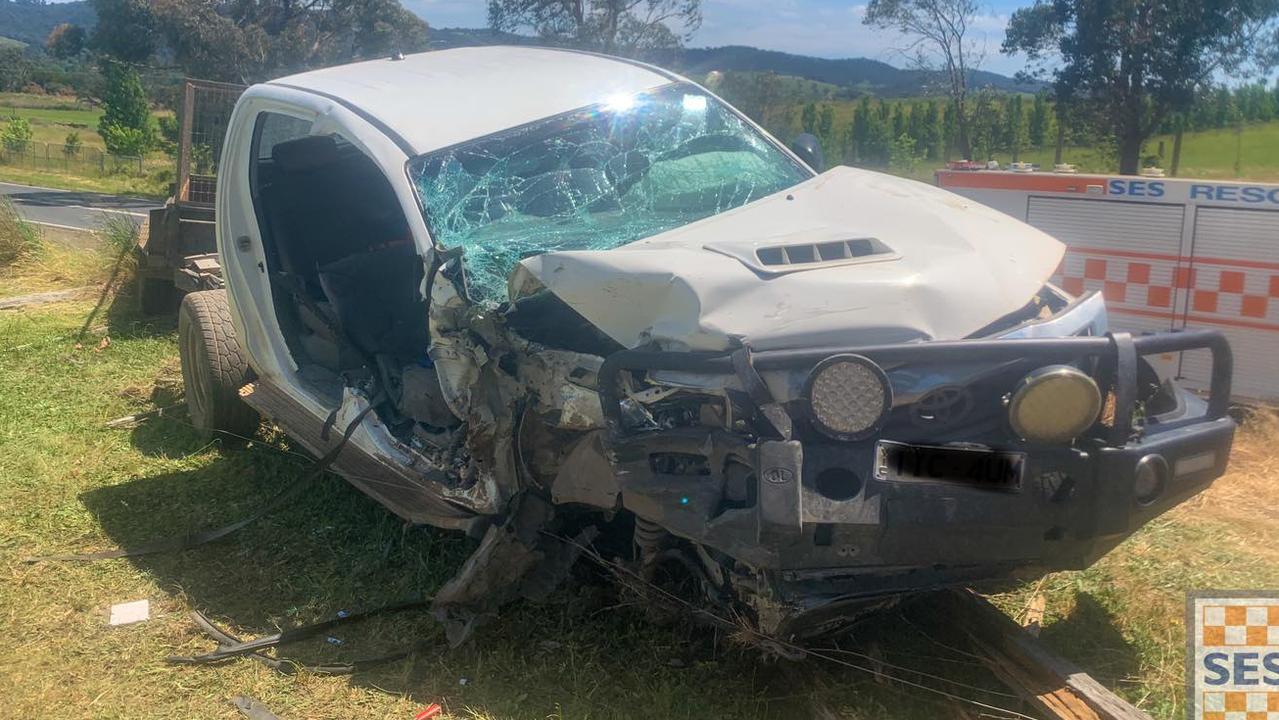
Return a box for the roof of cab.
[267,46,675,155]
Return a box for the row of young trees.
[788,93,1054,170]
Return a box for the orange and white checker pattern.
[1053,250,1279,332]
[1202,605,1279,647]
[1202,691,1279,720]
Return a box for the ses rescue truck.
[937,169,1279,402]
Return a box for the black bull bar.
[598,329,1233,442]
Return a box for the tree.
[64,132,82,157]
[89,0,157,62]
[1004,94,1028,161]
[891,102,907,140]
[864,0,982,158]
[46,23,87,59]
[90,0,429,83]
[1,116,34,154]
[801,102,818,134]
[889,133,922,174]
[98,60,153,156]
[1028,93,1051,148]
[851,96,872,161]
[817,104,834,143]
[488,0,701,55]
[921,100,943,159]
[1004,0,1279,175]
[0,47,32,93]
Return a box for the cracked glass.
[408,83,811,300]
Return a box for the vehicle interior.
[251,129,458,436]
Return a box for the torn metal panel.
[550,431,620,510]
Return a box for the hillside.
[676,45,1037,96]
[0,0,95,46]
[428,28,1035,97]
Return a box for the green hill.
[0,0,95,47]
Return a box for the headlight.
[1008,365,1102,443]
[805,354,892,440]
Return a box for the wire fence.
[0,141,145,177]
[178,79,245,206]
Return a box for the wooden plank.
[942,589,1153,720]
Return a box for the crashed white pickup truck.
[178,46,1236,644]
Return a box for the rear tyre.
[178,289,260,440]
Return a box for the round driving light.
[1133,454,1168,506]
[805,354,892,440]
[1008,365,1102,443]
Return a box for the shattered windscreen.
[408,83,812,300]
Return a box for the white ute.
[178,47,1236,644]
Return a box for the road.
[0,181,158,232]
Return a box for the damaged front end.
[417,247,1234,646]
[359,83,1235,645]
[592,320,1234,640]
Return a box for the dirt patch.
[0,286,95,310]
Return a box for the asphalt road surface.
[0,181,158,232]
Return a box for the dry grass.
[991,411,1279,718]
[0,195,43,265]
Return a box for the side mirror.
[791,133,824,172]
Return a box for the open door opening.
[250,126,457,437]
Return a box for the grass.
[1,101,104,148]
[0,195,43,265]
[0,164,172,199]
[0,216,1276,720]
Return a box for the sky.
[402,0,1031,75]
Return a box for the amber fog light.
[1133,454,1168,506]
[1008,365,1102,443]
[805,354,892,440]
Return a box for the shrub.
[1,115,34,153]
[0,197,43,265]
[99,122,150,157]
[888,133,922,175]
[156,114,178,155]
[64,132,82,157]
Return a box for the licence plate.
[874,441,1024,491]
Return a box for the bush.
[888,133,922,175]
[156,114,178,155]
[0,197,43,265]
[64,132,82,157]
[99,122,150,157]
[1,115,34,153]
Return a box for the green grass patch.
[0,164,171,199]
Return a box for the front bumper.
[599,330,1235,630]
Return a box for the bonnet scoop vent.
[701,235,899,275]
[756,237,894,267]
